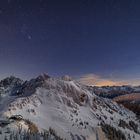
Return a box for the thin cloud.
[78,74,140,86]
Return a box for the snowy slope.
[0,74,140,140]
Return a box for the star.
[27,34,32,40]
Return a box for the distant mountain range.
[84,85,140,116]
[0,74,139,140]
[86,85,140,98]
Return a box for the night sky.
[0,0,140,81]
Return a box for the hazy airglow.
[78,74,140,86]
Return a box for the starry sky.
[0,0,140,82]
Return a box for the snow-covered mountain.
[0,74,140,140]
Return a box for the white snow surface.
[0,76,139,140]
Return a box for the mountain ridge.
[0,74,139,140]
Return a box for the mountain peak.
[0,76,23,87]
[36,73,50,80]
[61,75,72,81]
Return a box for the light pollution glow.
[79,74,140,86]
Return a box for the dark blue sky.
[0,0,140,80]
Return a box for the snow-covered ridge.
[0,74,139,140]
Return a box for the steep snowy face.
[3,77,98,139]
[0,75,140,140]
